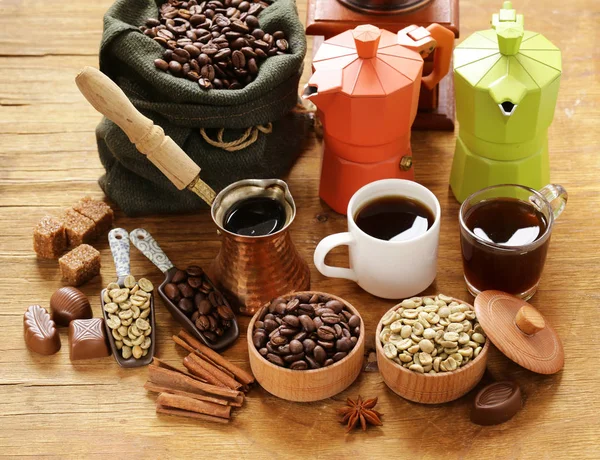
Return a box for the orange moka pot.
[303,24,453,214]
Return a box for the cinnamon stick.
[187,353,242,391]
[148,365,242,401]
[156,405,229,424]
[157,393,231,419]
[144,382,243,407]
[183,355,230,388]
[177,329,255,385]
[172,336,236,380]
[152,357,208,383]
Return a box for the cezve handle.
[75,67,216,205]
[129,228,174,274]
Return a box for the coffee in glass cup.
[459,184,567,300]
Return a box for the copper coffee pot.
[76,67,310,315]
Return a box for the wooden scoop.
[75,66,216,206]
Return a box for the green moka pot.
[450,1,562,203]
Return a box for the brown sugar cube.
[58,244,101,286]
[73,197,114,236]
[33,215,67,258]
[62,208,96,247]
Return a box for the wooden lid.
[474,291,564,375]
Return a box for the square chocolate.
[58,244,101,286]
[68,318,111,360]
[33,215,67,258]
[73,197,114,236]
[62,208,95,247]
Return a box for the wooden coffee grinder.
[306,0,459,130]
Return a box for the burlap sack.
[97,0,309,215]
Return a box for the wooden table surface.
[1,0,599,458]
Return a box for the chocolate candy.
[471,381,523,426]
[24,305,61,355]
[58,244,101,286]
[33,215,67,259]
[68,318,111,361]
[50,287,92,326]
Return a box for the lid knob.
[352,24,381,59]
[515,305,545,335]
[492,1,525,55]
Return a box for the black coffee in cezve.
[354,196,435,242]
[224,196,286,237]
[461,197,549,295]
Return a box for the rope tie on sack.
[200,123,273,152]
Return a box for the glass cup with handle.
[459,183,568,300]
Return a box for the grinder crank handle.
[75,66,216,205]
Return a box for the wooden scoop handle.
[75,66,208,196]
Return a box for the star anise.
[337,395,383,432]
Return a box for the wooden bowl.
[376,297,490,404]
[247,291,365,402]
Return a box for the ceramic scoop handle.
[129,229,174,274]
[75,67,216,205]
[108,228,130,279]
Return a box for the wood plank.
[0,0,599,458]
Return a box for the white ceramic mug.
[314,179,441,299]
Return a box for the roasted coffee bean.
[349,314,360,329]
[267,353,284,366]
[245,14,258,29]
[214,47,232,60]
[248,3,263,15]
[313,345,327,364]
[273,30,285,40]
[306,355,321,369]
[276,38,288,51]
[177,282,195,298]
[317,340,335,350]
[317,326,336,341]
[191,311,199,322]
[178,298,195,314]
[230,19,248,33]
[259,347,268,357]
[293,331,307,342]
[217,305,234,320]
[146,18,161,27]
[289,339,303,354]
[270,334,287,346]
[196,315,211,330]
[264,319,278,332]
[154,58,169,71]
[282,315,299,328]
[241,46,257,58]
[186,276,202,289]
[279,327,298,336]
[186,265,203,276]
[163,283,181,301]
[298,315,315,332]
[285,298,300,313]
[172,269,187,284]
[168,60,183,75]
[255,48,267,58]
[254,293,360,369]
[251,28,265,39]
[252,331,267,348]
[283,352,305,363]
[184,44,201,57]
[198,76,212,88]
[201,64,216,80]
[277,344,290,355]
[336,337,353,352]
[290,360,307,370]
